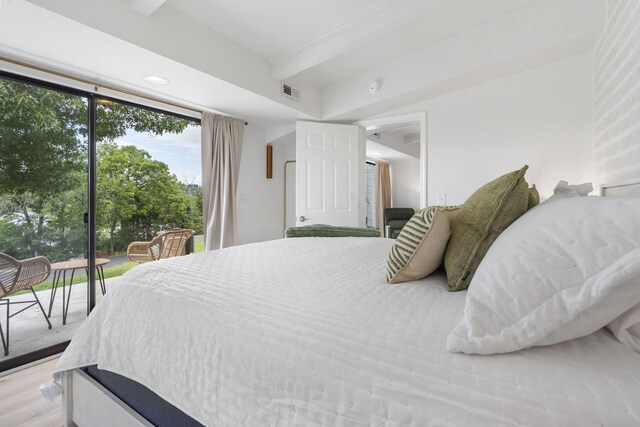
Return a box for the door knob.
[299,216,310,222]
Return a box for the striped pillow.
[387,206,460,284]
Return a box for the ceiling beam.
[270,0,537,83]
[321,0,605,120]
[131,0,168,17]
[270,0,450,81]
[24,0,323,118]
[404,133,420,144]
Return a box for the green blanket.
[285,224,379,238]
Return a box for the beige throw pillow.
[387,206,460,284]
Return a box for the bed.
[54,181,640,426]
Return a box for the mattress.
[55,237,640,426]
[85,365,203,426]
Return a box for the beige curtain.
[201,112,244,251]
[376,161,391,233]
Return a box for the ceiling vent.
[281,82,300,102]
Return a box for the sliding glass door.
[95,98,202,265]
[0,74,91,368]
[0,72,202,371]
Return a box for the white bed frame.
[601,178,640,197]
[60,178,640,427]
[61,369,153,427]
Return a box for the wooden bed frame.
[60,178,640,427]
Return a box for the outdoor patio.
[0,276,123,363]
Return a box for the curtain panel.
[375,161,391,233]
[201,112,244,250]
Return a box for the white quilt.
[56,237,640,426]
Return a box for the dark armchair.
[383,208,415,239]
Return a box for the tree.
[0,78,198,260]
[0,79,88,196]
[0,79,88,257]
[96,101,190,140]
[44,173,88,259]
[96,143,137,253]
[95,143,202,253]
[184,184,204,234]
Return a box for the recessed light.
[142,75,169,85]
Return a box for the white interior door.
[296,121,365,227]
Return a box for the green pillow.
[528,184,540,210]
[444,165,530,291]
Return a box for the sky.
[113,124,202,186]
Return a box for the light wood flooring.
[0,357,60,427]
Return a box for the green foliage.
[0,79,88,196]
[97,101,189,142]
[0,219,26,257]
[0,78,202,260]
[43,170,89,259]
[96,142,203,253]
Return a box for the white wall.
[254,51,596,239]
[594,0,640,186]
[236,125,288,245]
[373,53,595,204]
[254,51,596,237]
[389,157,420,211]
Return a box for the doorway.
[356,112,428,209]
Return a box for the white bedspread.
[56,237,640,426]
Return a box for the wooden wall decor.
[266,144,273,179]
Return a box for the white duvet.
[56,237,640,426]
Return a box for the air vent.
[281,82,300,102]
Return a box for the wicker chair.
[0,253,52,356]
[127,229,194,263]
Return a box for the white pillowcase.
[607,303,640,353]
[544,180,593,204]
[447,196,640,355]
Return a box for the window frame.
[0,70,200,371]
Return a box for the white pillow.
[447,196,640,355]
[544,180,593,203]
[607,303,640,353]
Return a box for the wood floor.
[0,357,60,427]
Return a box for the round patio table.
[47,258,110,325]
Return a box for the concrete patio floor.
[0,276,122,363]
